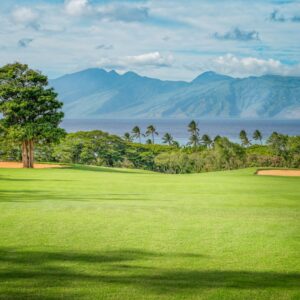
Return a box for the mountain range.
[50,68,300,119]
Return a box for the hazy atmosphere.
[1,0,300,80]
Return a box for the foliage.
[52,131,126,167]
[123,132,133,142]
[187,120,200,147]
[0,127,299,173]
[253,129,263,144]
[239,130,251,147]
[49,130,174,170]
[162,133,174,145]
[0,62,65,167]
[145,125,159,144]
[201,134,212,148]
[155,137,245,173]
[131,126,142,143]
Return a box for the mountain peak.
[80,68,108,75]
[192,71,232,84]
[200,71,219,77]
[108,70,118,75]
[123,71,140,78]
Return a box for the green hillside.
[0,166,299,299]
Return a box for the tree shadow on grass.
[0,190,152,202]
[0,247,299,299]
[0,177,74,182]
[71,165,151,174]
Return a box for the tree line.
[124,121,264,148]
[1,128,299,173]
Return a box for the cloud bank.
[1,0,300,80]
[212,54,300,77]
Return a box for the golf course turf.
[0,166,299,299]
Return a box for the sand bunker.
[0,162,64,169]
[257,169,300,177]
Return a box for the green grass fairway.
[0,166,299,299]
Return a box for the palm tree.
[145,125,158,144]
[267,131,279,145]
[201,134,212,148]
[123,132,132,142]
[253,129,263,144]
[239,130,251,147]
[162,133,174,145]
[188,133,200,148]
[132,126,142,143]
[172,140,180,148]
[188,120,199,135]
[214,135,221,141]
[188,120,200,148]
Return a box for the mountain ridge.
[50,68,300,119]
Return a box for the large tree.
[0,62,65,168]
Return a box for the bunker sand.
[257,169,300,177]
[0,162,64,169]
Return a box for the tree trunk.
[22,141,28,168]
[29,140,34,168]
[22,140,34,168]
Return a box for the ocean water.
[61,119,300,144]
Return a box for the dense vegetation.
[1,126,299,173]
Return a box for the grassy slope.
[0,166,299,299]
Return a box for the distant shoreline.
[61,119,300,144]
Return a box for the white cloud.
[11,7,39,28]
[124,52,174,67]
[212,54,300,77]
[64,1,150,22]
[97,52,174,70]
[65,0,89,16]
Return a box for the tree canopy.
[0,62,65,167]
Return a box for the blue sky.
[0,0,300,80]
